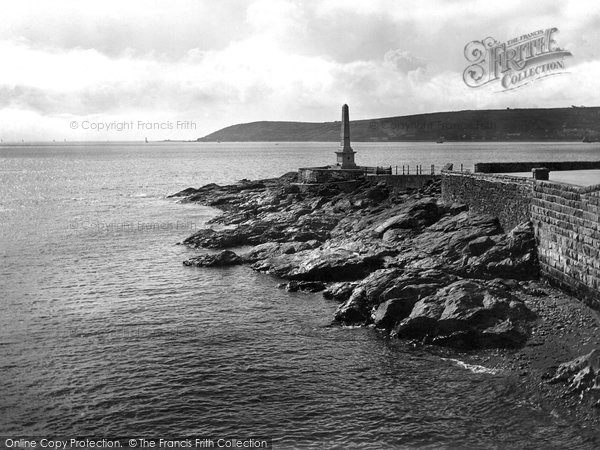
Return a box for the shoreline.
[171,171,600,429]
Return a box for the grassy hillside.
[198,107,600,142]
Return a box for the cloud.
[0,0,600,140]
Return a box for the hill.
[197,107,600,142]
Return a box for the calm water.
[1,142,600,448]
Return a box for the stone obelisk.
[335,104,357,168]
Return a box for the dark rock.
[256,247,391,282]
[334,269,402,323]
[374,197,440,234]
[463,236,495,257]
[478,319,529,347]
[322,282,357,302]
[471,222,539,280]
[550,349,600,401]
[283,280,326,293]
[372,298,417,329]
[382,228,413,243]
[183,250,243,267]
[393,279,534,349]
[168,186,202,198]
[334,288,369,324]
[334,268,453,326]
[362,183,390,203]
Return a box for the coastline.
[171,171,600,431]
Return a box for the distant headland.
[197,106,600,142]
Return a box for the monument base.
[335,150,357,168]
[298,166,365,184]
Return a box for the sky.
[1,0,600,141]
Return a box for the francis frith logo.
[463,27,572,91]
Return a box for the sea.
[1,141,600,449]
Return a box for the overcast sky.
[1,0,599,141]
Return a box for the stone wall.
[441,171,534,231]
[298,167,364,184]
[374,174,439,190]
[531,181,600,308]
[475,160,600,173]
[442,170,600,306]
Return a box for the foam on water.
[442,358,499,375]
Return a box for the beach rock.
[255,246,392,282]
[374,197,440,234]
[242,241,321,262]
[463,236,495,257]
[550,349,600,403]
[334,288,369,324]
[183,250,244,267]
[183,227,256,248]
[361,183,389,203]
[372,298,417,329]
[281,280,326,293]
[393,279,534,349]
[466,221,539,280]
[334,268,454,325]
[334,269,401,323]
[322,282,357,302]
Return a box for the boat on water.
[436,136,445,143]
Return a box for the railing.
[363,164,473,175]
[364,165,438,175]
[363,166,392,175]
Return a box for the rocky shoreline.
[171,172,600,426]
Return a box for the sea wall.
[374,174,439,190]
[441,170,600,307]
[441,172,534,231]
[531,181,600,308]
[474,160,600,173]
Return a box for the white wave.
[442,358,498,374]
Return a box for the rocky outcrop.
[183,250,244,267]
[550,349,600,406]
[175,174,539,350]
[279,280,326,293]
[392,279,533,348]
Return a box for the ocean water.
[1,141,600,448]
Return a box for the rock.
[168,186,203,198]
[334,269,402,323]
[550,350,600,401]
[282,280,326,293]
[469,221,539,280]
[183,250,243,267]
[334,268,453,326]
[322,282,357,302]
[375,212,415,234]
[393,279,534,349]
[183,227,255,248]
[362,183,389,202]
[382,228,413,243]
[372,298,417,329]
[334,288,369,324]
[374,197,440,234]
[257,247,391,281]
[478,319,529,347]
[462,236,495,257]
[243,242,282,262]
